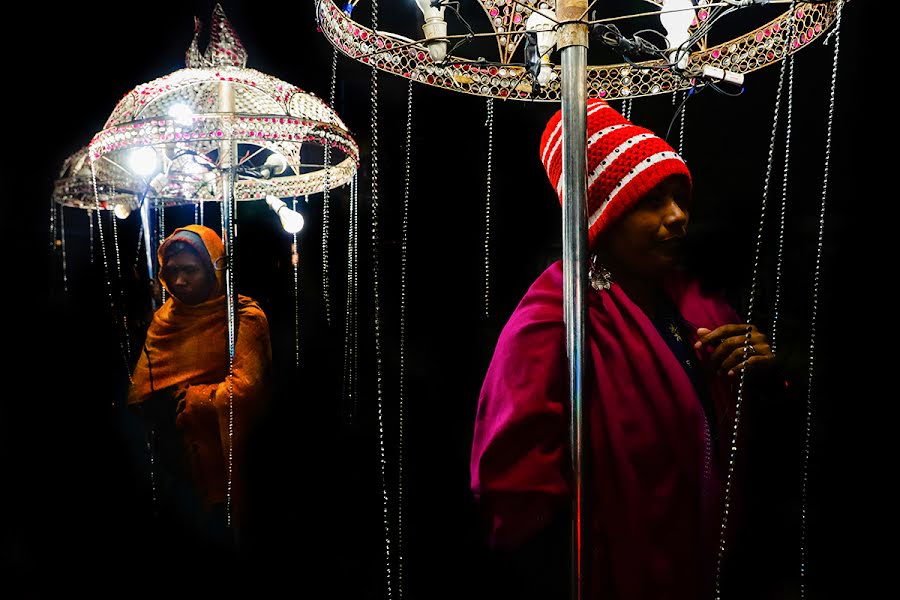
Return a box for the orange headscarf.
[128,225,272,520]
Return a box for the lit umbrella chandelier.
[52,3,360,526]
[54,4,358,280]
[315,1,850,599]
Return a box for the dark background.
[1,1,875,598]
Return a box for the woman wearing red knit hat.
[471,99,778,599]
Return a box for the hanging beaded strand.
[670,91,687,156]
[49,198,56,255]
[158,204,167,304]
[88,157,136,387]
[483,98,494,318]
[322,139,332,327]
[111,209,134,374]
[218,99,239,529]
[194,200,200,225]
[322,46,339,327]
[342,172,359,424]
[89,208,95,264]
[771,49,796,355]
[714,4,797,598]
[61,205,68,294]
[397,78,413,600]
[801,6,843,598]
[352,177,359,421]
[293,196,301,368]
[370,2,394,595]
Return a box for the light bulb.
[414,0,448,62]
[525,8,558,59]
[128,146,159,177]
[266,195,304,234]
[114,204,132,219]
[537,64,553,87]
[659,0,695,70]
[168,103,194,126]
[261,153,288,178]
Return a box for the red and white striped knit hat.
[539,98,691,248]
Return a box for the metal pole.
[557,1,589,599]
[140,190,157,310]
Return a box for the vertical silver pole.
[557,2,589,599]
[140,191,157,310]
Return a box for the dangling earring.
[589,253,613,291]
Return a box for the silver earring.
[589,254,613,291]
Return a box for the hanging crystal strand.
[111,211,134,376]
[146,432,158,516]
[330,45,339,107]
[670,92,678,123]
[771,50,796,355]
[370,3,394,594]
[670,91,686,155]
[49,199,57,253]
[89,208,95,264]
[323,145,333,327]
[61,206,69,294]
[801,6,842,598]
[158,205,167,304]
[397,78,413,600]
[322,46,339,327]
[623,98,633,121]
[352,176,359,420]
[293,196,301,369]
[194,200,200,225]
[483,98,494,318]
[342,181,352,421]
[714,5,796,598]
[50,201,62,291]
[343,173,359,424]
[200,198,205,226]
[89,158,136,388]
[218,78,239,530]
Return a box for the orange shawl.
[127,225,272,521]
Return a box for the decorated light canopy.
[317,0,843,101]
[56,4,358,213]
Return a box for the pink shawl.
[472,260,740,598]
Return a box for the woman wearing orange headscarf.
[128,224,272,535]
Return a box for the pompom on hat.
[539,98,691,248]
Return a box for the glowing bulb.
[114,204,132,219]
[261,153,288,178]
[414,0,444,20]
[537,64,553,87]
[414,0,448,62]
[128,146,159,177]
[266,195,304,234]
[659,0,696,69]
[525,8,557,59]
[168,103,194,126]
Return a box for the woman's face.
[597,176,690,280]
[162,249,215,305]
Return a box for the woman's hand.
[694,324,776,378]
